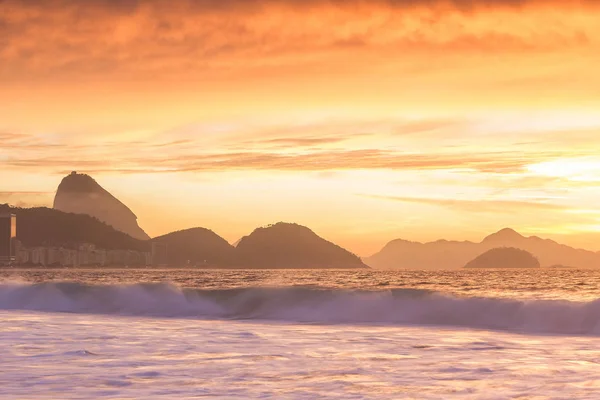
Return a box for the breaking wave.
[2,282,600,335]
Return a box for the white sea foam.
[2,282,600,335]
[3,310,600,399]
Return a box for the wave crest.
[2,282,600,335]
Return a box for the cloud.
[235,135,355,149]
[2,147,552,174]
[3,117,598,176]
[0,191,52,208]
[0,191,50,196]
[1,0,597,82]
[363,194,569,213]
[3,0,596,12]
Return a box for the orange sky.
[2,0,600,256]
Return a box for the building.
[151,242,168,266]
[14,243,150,267]
[0,214,17,265]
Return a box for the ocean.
[2,268,600,399]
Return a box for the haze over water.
[3,268,600,399]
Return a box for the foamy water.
[2,269,600,398]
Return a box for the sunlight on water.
[2,268,600,301]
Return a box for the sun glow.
[527,158,600,181]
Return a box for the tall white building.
[0,214,16,265]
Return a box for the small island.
[464,247,540,269]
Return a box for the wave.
[2,282,600,335]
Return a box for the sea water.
[2,269,600,399]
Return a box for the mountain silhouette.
[53,172,150,240]
[0,204,148,251]
[3,198,372,268]
[367,228,600,269]
[235,222,368,269]
[152,228,236,267]
[464,247,540,269]
[482,228,525,243]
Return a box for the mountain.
[152,228,236,267]
[367,238,476,270]
[0,204,148,251]
[234,222,368,269]
[481,228,525,244]
[464,247,540,269]
[367,228,600,269]
[53,172,150,240]
[478,230,599,269]
[1,200,367,269]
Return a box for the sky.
[2,0,600,256]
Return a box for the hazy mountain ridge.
[53,172,150,240]
[367,228,600,269]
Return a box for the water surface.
[2,268,600,399]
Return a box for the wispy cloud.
[0,191,51,196]
[363,194,569,213]
[0,191,52,208]
[237,136,353,149]
[2,117,599,176]
[2,147,555,174]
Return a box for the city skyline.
[2,0,600,255]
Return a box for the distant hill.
[367,238,476,270]
[53,172,150,240]
[1,201,370,269]
[367,228,600,269]
[235,222,368,269]
[481,228,526,244]
[152,228,235,267]
[464,247,540,269]
[0,204,148,251]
